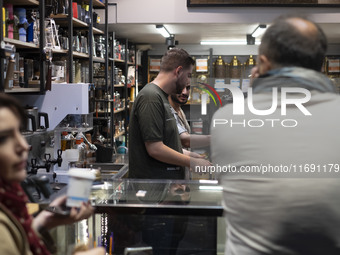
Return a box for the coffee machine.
[14,83,94,184]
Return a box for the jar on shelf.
[214,56,226,79]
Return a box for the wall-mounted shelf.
[84,0,105,7]
[73,52,90,58]
[4,87,40,93]
[114,107,125,114]
[93,57,105,63]
[4,38,38,49]
[51,14,88,28]
[114,58,125,63]
[9,0,39,5]
[52,48,68,54]
[93,27,104,35]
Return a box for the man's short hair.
[160,48,195,72]
[259,15,327,71]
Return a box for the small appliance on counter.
[13,83,95,183]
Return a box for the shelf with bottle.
[114,107,125,114]
[52,48,68,54]
[51,14,88,28]
[114,84,125,88]
[50,15,102,34]
[95,107,126,115]
[94,98,114,103]
[4,87,40,93]
[73,51,90,59]
[93,56,105,63]
[3,38,38,49]
[81,0,105,8]
[5,0,39,6]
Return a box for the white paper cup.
[66,168,95,207]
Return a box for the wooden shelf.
[93,0,105,7]
[131,83,143,87]
[7,0,39,5]
[51,14,89,28]
[73,52,90,58]
[114,107,125,114]
[114,130,125,139]
[52,48,68,54]
[114,84,125,88]
[114,59,134,65]
[82,0,105,7]
[4,38,38,49]
[94,98,114,102]
[4,87,40,93]
[93,27,104,35]
[93,57,105,63]
[114,58,125,63]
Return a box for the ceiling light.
[251,24,267,38]
[200,40,247,45]
[200,40,261,46]
[156,25,171,38]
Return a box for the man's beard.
[171,94,188,105]
[175,79,184,94]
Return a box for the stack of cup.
[66,168,95,207]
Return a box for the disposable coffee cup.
[66,168,95,207]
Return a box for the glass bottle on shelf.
[60,131,75,151]
[92,125,105,145]
[75,132,86,166]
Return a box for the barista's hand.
[33,195,94,230]
[74,247,106,255]
[190,157,212,174]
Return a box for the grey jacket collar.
[252,67,337,94]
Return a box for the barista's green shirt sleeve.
[136,93,165,142]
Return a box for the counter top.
[91,179,223,216]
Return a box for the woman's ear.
[258,54,272,75]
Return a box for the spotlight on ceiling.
[156,25,171,38]
[247,34,255,45]
[251,24,267,38]
[166,35,178,50]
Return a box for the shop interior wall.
[147,44,340,57]
[107,0,340,24]
[102,0,340,56]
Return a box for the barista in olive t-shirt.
[129,83,184,179]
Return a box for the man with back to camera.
[129,48,211,179]
[211,15,340,254]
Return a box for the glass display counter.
[89,179,225,255]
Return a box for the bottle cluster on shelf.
[113,39,135,63]
[3,4,39,44]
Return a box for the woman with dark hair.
[0,93,105,255]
